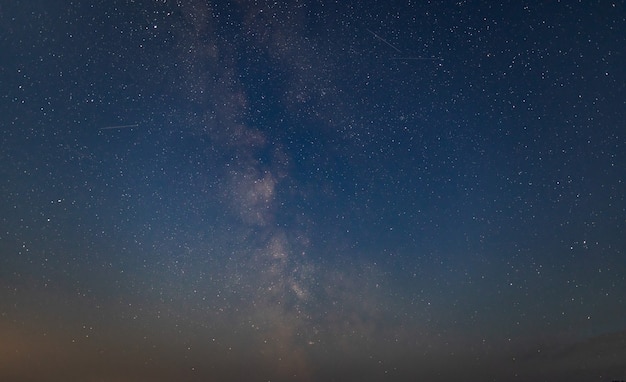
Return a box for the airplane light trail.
[99,124,139,130]
[390,57,443,61]
[366,29,402,53]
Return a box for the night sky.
[1,1,625,381]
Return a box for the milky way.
[1,1,625,381]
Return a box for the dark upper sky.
[1,1,625,381]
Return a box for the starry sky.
[1,1,625,381]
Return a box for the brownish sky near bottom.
[2,317,625,382]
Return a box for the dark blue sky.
[1,1,625,381]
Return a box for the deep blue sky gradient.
[1,1,625,381]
